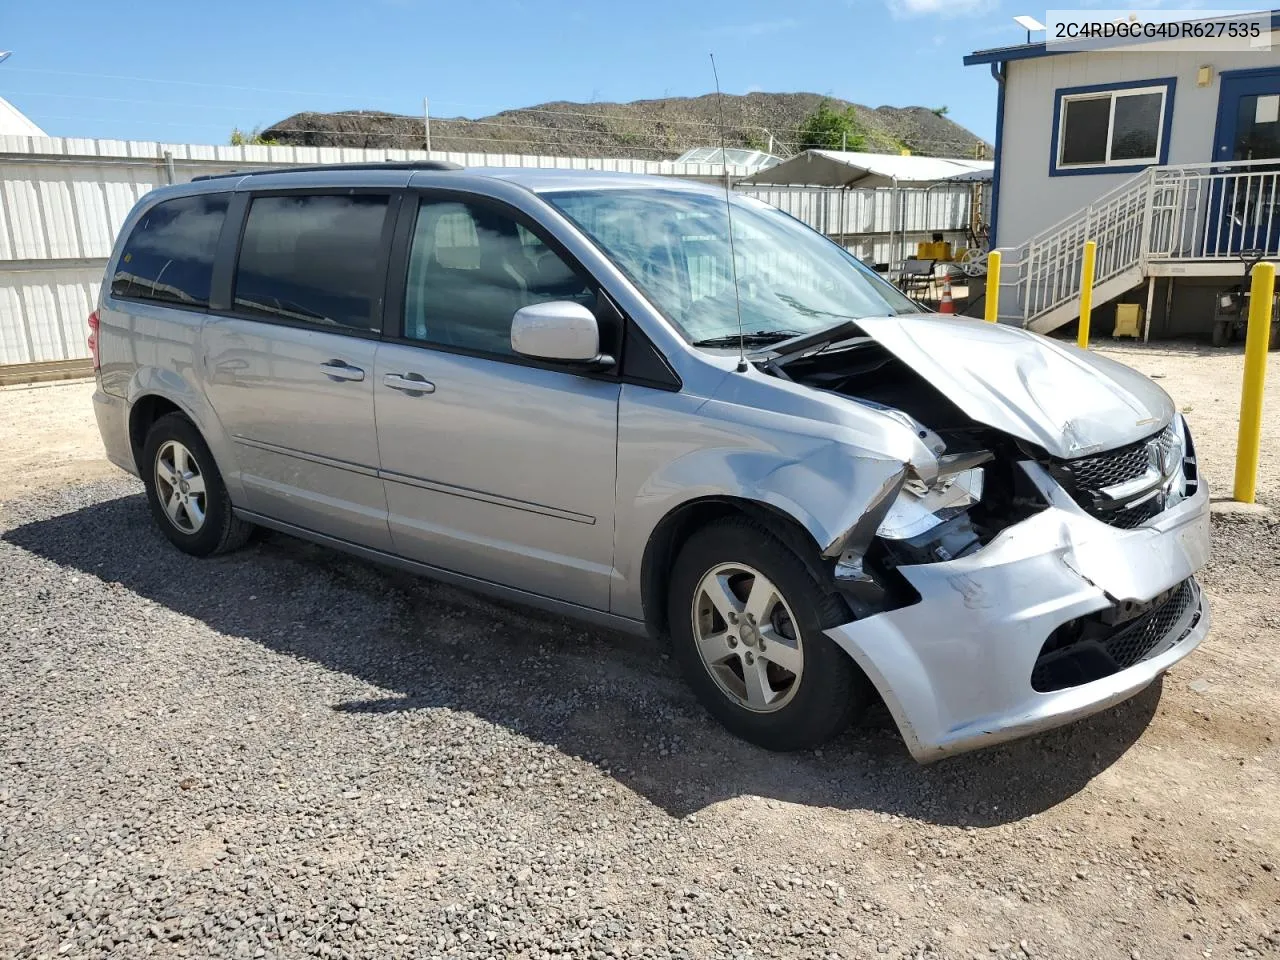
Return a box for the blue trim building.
[965,13,1280,337]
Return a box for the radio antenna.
[710,53,748,373]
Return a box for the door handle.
[383,372,436,395]
[320,359,365,382]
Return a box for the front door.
[1210,68,1280,254]
[373,194,620,610]
[202,191,395,549]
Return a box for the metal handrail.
[992,158,1280,327]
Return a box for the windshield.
[545,188,922,344]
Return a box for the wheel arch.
[125,366,243,502]
[127,395,185,471]
[639,495,847,642]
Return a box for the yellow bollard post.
[984,250,1001,323]
[1077,240,1097,349]
[1232,261,1275,503]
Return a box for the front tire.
[667,517,869,751]
[141,412,253,557]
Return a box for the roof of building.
[0,96,47,137]
[965,9,1280,65]
[737,150,993,188]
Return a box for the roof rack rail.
[191,160,464,182]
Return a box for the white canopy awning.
[739,149,993,188]
[0,96,47,137]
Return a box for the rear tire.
[141,412,253,557]
[667,517,869,751]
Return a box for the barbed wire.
[246,125,984,158]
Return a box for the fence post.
[1077,240,1097,349]
[984,250,1001,323]
[1233,262,1275,503]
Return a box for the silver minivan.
[91,162,1210,761]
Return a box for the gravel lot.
[1,352,1278,960]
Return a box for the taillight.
[87,310,101,372]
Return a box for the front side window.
[1056,83,1170,171]
[545,188,921,345]
[111,193,228,308]
[233,193,390,331]
[402,198,594,356]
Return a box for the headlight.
[876,456,988,540]
[1162,415,1191,505]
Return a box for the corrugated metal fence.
[739,184,980,266]
[0,135,980,366]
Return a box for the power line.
[13,86,984,157]
[0,66,327,96]
[0,88,323,113]
[2,68,987,146]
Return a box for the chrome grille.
[1068,429,1167,489]
[1047,423,1182,529]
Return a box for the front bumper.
[826,461,1211,762]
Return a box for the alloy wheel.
[690,563,804,713]
[154,440,207,534]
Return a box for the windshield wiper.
[750,319,870,363]
[691,330,803,347]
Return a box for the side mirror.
[510,301,614,368]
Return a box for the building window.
[1052,79,1175,175]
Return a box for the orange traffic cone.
[938,275,956,315]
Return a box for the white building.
[966,13,1280,336]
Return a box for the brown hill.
[260,92,989,160]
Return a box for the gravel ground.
[1,364,1278,960]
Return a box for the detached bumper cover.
[826,462,1211,762]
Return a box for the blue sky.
[0,0,1038,151]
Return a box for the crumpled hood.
[854,314,1174,458]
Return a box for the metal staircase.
[994,158,1280,333]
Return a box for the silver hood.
[855,314,1175,459]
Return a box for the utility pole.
[423,97,431,155]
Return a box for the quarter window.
[1056,83,1171,171]
[233,194,390,331]
[111,194,228,308]
[402,199,594,356]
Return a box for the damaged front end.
[759,325,1053,618]
[752,316,1211,761]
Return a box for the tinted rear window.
[111,194,228,308]
[233,194,390,331]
